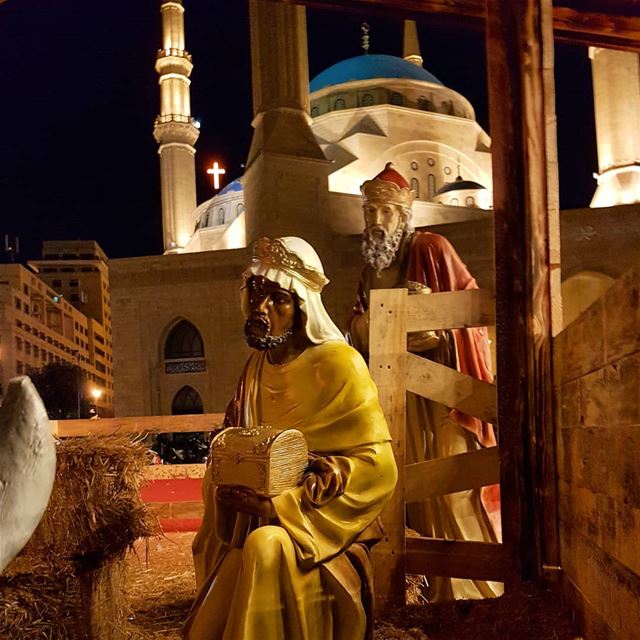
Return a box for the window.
[410,161,419,171]
[334,98,346,110]
[236,203,244,215]
[70,294,80,302]
[171,386,204,415]
[15,337,22,351]
[164,320,204,359]
[25,342,31,355]
[15,298,21,310]
[61,267,75,273]
[417,96,433,111]
[410,178,420,198]
[391,92,403,106]
[42,268,57,273]
[69,280,79,287]
[465,196,476,207]
[24,304,29,315]
[217,208,225,225]
[52,279,62,288]
[23,284,29,295]
[451,198,459,205]
[311,106,320,117]
[16,361,24,375]
[428,174,436,199]
[361,93,374,107]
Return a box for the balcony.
[156,48,192,62]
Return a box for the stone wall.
[555,268,640,639]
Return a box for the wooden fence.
[369,287,505,610]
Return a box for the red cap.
[372,162,410,189]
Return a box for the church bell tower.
[154,0,199,253]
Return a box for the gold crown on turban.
[360,162,416,208]
[252,237,329,292]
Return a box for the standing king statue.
[185,236,397,640]
[348,163,502,601]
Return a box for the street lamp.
[90,387,102,401]
[89,387,103,419]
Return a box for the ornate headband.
[360,179,416,208]
[251,237,329,292]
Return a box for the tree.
[29,362,90,419]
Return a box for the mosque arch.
[171,385,203,415]
[334,97,346,110]
[361,93,374,107]
[217,208,225,225]
[410,178,420,198]
[164,320,204,359]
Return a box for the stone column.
[243,0,330,246]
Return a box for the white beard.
[362,224,405,271]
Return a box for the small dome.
[218,178,243,196]
[435,177,486,196]
[310,54,442,93]
[192,178,244,231]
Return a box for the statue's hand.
[216,485,275,519]
[407,330,441,353]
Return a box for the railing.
[156,47,192,62]
[154,114,196,126]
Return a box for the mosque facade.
[110,0,640,419]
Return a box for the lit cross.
[206,161,226,190]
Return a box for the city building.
[0,240,113,415]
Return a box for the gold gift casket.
[209,426,308,497]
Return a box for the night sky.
[0,1,597,262]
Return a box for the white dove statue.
[0,376,56,572]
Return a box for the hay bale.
[0,436,158,639]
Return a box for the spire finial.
[403,20,423,67]
[361,22,370,55]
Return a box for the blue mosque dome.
[218,178,243,196]
[310,54,443,93]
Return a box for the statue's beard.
[244,315,294,351]
[362,223,405,271]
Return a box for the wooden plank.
[369,288,407,611]
[406,288,495,332]
[405,353,497,424]
[553,7,640,52]
[51,413,225,438]
[270,0,640,51]
[405,446,499,502]
[486,0,559,585]
[406,536,506,581]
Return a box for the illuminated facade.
[589,47,640,208]
[0,242,113,415]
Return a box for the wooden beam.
[405,446,499,502]
[486,0,560,585]
[369,288,408,611]
[51,413,225,437]
[553,7,640,52]
[406,288,495,332]
[270,0,640,51]
[406,536,506,581]
[405,353,497,424]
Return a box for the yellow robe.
[186,341,397,640]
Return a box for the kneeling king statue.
[185,236,398,640]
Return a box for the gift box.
[209,426,308,496]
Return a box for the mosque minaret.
[589,47,640,208]
[153,0,199,253]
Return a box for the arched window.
[361,93,374,107]
[311,106,320,117]
[334,98,346,110]
[171,386,203,415]
[428,174,436,199]
[391,92,403,106]
[217,208,225,225]
[165,320,204,359]
[450,197,459,206]
[410,178,420,198]
[417,96,433,111]
[236,203,244,215]
[465,196,476,207]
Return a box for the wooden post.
[369,288,407,611]
[486,0,561,584]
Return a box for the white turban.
[242,236,345,345]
